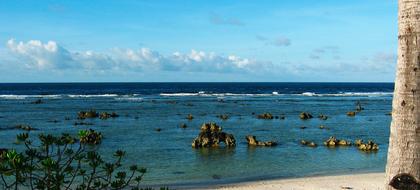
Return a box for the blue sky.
[0,0,397,82]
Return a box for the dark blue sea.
[0,83,394,186]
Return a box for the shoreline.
[186,172,385,190]
[141,169,384,189]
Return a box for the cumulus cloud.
[6,39,271,74]
[7,39,116,70]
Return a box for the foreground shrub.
[0,132,147,190]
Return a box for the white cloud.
[7,39,117,70]
[3,39,396,82]
[6,39,270,74]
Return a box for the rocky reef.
[355,139,379,152]
[191,123,236,148]
[99,112,119,119]
[77,110,119,120]
[319,125,328,130]
[77,110,99,119]
[318,114,328,120]
[355,101,364,112]
[186,114,194,120]
[246,135,277,146]
[217,114,229,120]
[300,140,317,147]
[347,111,356,117]
[299,112,313,120]
[15,124,37,131]
[257,113,274,119]
[180,123,187,128]
[323,136,351,147]
[30,99,43,104]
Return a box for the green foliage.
[0,131,147,190]
[78,129,102,145]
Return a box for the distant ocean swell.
[0,92,393,100]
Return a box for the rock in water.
[78,110,98,119]
[186,114,194,120]
[354,139,363,146]
[246,135,277,146]
[323,136,351,147]
[15,124,37,131]
[180,123,187,128]
[300,140,317,147]
[191,123,236,148]
[257,113,274,119]
[99,112,119,119]
[355,139,379,152]
[346,111,356,117]
[355,101,364,112]
[299,112,313,120]
[217,114,229,120]
[318,114,328,120]
[308,142,317,147]
[338,139,351,146]
[30,99,43,104]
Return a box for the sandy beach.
[193,173,385,190]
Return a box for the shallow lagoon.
[0,83,392,185]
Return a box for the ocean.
[0,82,393,186]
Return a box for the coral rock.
[192,123,236,148]
[77,110,98,119]
[347,111,356,117]
[301,140,317,147]
[186,114,194,120]
[257,113,274,119]
[299,112,313,120]
[99,112,119,119]
[355,140,379,152]
[246,135,277,146]
[323,136,351,147]
[318,114,328,120]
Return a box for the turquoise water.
[0,83,392,186]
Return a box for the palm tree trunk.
[385,0,420,189]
